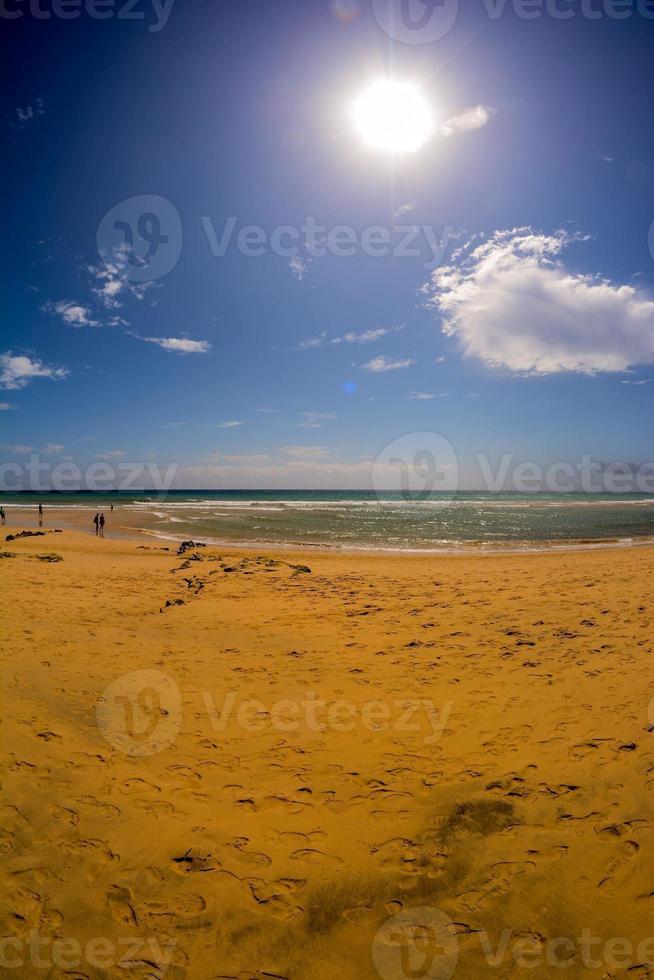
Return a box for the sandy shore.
[1,529,653,978]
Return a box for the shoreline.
[4,504,654,557]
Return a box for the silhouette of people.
[38,502,43,526]
[99,512,105,537]
[110,503,114,512]
[0,506,5,525]
[93,513,100,536]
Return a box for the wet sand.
[1,529,653,978]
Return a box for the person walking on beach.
[38,502,43,526]
[99,512,105,537]
[0,506,5,526]
[93,513,100,536]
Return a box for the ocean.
[4,490,654,552]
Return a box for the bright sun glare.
[352,79,433,155]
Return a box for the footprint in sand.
[65,838,119,862]
[290,848,343,867]
[223,838,272,870]
[108,884,138,925]
[119,777,161,795]
[596,819,650,841]
[50,804,79,826]
[76,795,121,820]
[171,848,222,874]
[67,751,107,768]
[246,877,306,919]
[598,840,640,895]
[135,800,178,817]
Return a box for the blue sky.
[2,0,654,489]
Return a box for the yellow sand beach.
[1,528,653,979]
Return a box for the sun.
[351,79,433,154]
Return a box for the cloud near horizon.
[0,352,69,390]
[426,228,654,375]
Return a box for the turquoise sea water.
[4,491,654,551]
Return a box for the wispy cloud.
[442,105,495,138]
[620,379,649,385]
[212,453,273,465]
[0,352,69,390]
[0,402,13,410]
[361,355,414,373]
[395,201,415,218]
[281,445,329,459]
[298,412,336,428]
[42,443,65,454]
[95,451,125,460]
[426,227,654,375]
[289,255,309,280]
[9,98,45,132]
[42,300,99,328]
[2,444,33,454]
[139,336,212,354]
[218,420,245,429]
[90,245,156,309]
[406,391,435,400]
[298,325,403,350]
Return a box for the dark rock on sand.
[177,540,207,555]
[6,530,46,542]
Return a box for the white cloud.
[395,202,415,218]
[298,325,403,350]
[281,445,329,459]
[95,451,125,460]
[2,444,33,454]
[361,355,414,373]
[141,336,212,354]
[42,443,65,454]
[289,255,309,280]
[298,412,336,428]
[406,391,435,400]
[13,99,45,129]
[0,402,13,410]
[212,453,273,465]
[218,420,244,429]
[442,105,494,138]
[0,352,69,390]
[43,300,99,328]
[621,379,649,385]
[90,246,156,309]
[426,228,654,375]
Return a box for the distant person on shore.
[0,506,5,525]
[38,502,43,526]
[93,513,100,536]
[99,513,105,537]
[110,503,114,512]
